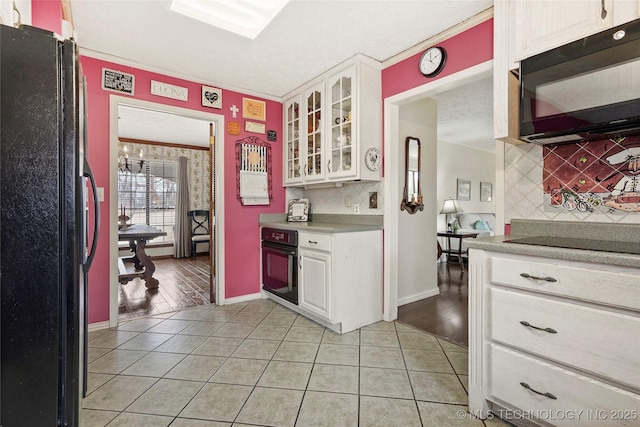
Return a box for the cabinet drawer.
[490,255,640,311]
[298,232,331,252]
[490,288,640,389]
[490,345,640,427]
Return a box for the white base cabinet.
[296,230,382,334]
[469,249,640,426]
[299,247,331,319]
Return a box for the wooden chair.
[187,210,210,259]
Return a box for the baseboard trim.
[398,288,440,306]
[88,320,111,332]
[222,292,262,305]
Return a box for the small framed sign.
[102,68,135,95]
[245,121,266,134]
[242,97,266,121]
[151,80,188,101]
[267,130,277,141]
[287,198,310,222]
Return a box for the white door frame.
[108,96,226,327]
[382,60,493,321]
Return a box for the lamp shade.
[440,198,463,214]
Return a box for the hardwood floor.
[397,261,468,348]
[118,255,468,348]
[118,254,212,322]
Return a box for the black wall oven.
[261,228,298,304]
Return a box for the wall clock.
[419,46,447,77]
[365,147,381,171]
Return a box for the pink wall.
[381,19,493,99]
[31,0,62,34]
[80,57,285,323]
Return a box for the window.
[118,159,177,244]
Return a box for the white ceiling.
[78,0,494,151]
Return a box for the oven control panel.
[261,227,298,247]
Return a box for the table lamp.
[440,198,463,231]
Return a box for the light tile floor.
[82,299,512,426]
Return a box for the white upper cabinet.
[328,67,355,179]
[282,56,381,187]
[493,0,640,143]
[512,0,640,62]
[303,83,326,183]
[284,95,303,185]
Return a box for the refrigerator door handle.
[83,158,100,273]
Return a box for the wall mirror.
[400,136,424,214]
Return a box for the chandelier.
[118,144,145,173]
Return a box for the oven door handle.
[288,254,294,291]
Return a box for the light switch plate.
[96,187,104,202]
[369,192,378,209]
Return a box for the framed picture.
[480,181,493,202]
[202,85,222,108]
[456,179,471,201]
[287,198,310,222]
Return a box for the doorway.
[383,61,496,327]
[108,96,225,327]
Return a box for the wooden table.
[437,231,479,271]
[118,224,167,289]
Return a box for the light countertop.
[466,235,640,269]
[259,213,383,234]
[467,219,640,269]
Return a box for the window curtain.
[173,156,191,258]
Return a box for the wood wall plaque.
[242,97,266,121]
[227,121,241,136]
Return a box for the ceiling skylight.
[169,0,290,39]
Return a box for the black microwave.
[519,18,640,145]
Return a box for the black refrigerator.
[0,24,99,426]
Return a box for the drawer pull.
[520,321,557,334]
[520,273,557,283]
[520,382,557,400]
[308,240,318,244]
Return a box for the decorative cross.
[230,104,239,118]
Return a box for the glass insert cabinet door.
[305,83,324,181]
[285,98,301,183]
[329,67,355,176]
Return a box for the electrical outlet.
[345,196,352,207]
[353,204,360,214]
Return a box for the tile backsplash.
[286,181,384,215]
[505,138,640,224]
